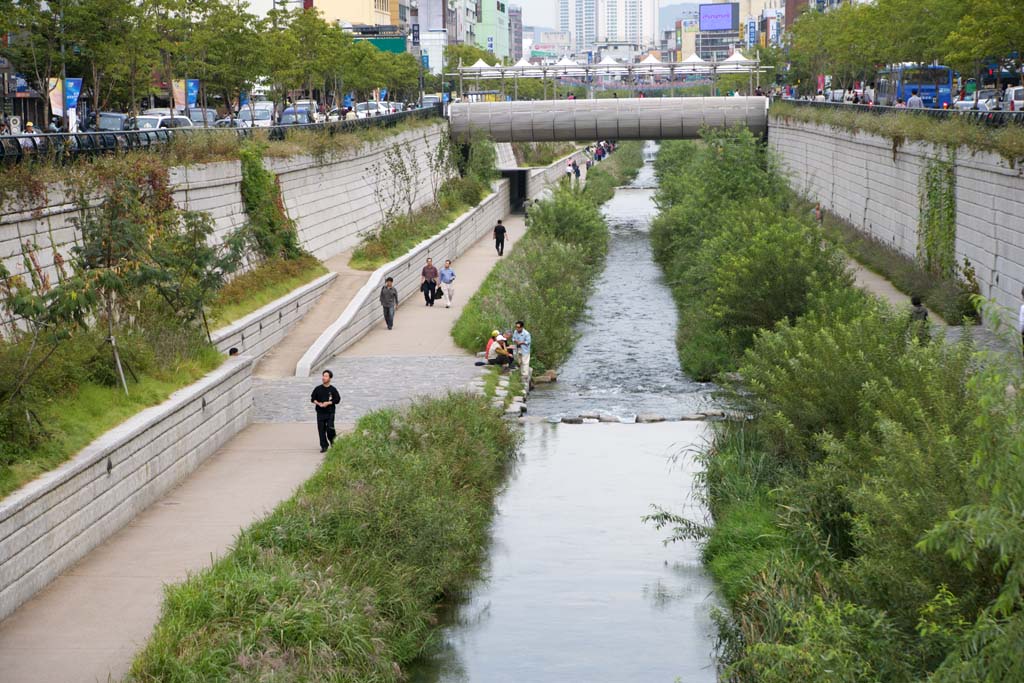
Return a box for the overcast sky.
[517,0,559,30]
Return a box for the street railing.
[774,98,1024,127]
[0,104,444,166]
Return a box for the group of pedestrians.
[484,322,532,384]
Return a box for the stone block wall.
[0,356,254,622]
[295,179,511,376]
[0,122,446,322]
[770,116,1024,316]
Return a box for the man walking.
[380,276,398,329]
[907,89,925,109]
[421,257,439,306]
[511,320,532,384]
[493,220,507,256]
[310,370,341,453]
[439,259,456,308]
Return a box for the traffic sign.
[411,23,420,46]
[421,54,429,69]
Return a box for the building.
[559,0,598,57]
[316,0,391,26]
[597,0,657,51]
[530,29,573,60]
[349,24,409,52]
[421,27,448,74]
[389,0,410,31]
[594,40,643,63]
[508,5,523,61]
[476,0,510,58]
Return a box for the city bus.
[875,65,955,108]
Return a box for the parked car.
[92,112,129,131]
[421,95,441,108]
[279,107,314,125]
[353,102,391,119]
[291,100,325,122]
[237,106,274,127]
[188,108,219,126]
[953,99,995,112]
[1005,86,1024,112]
[142,107,173,116]
[214,117,245,128]
[127,114,193,130]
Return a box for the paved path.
[256,250,371,378]
[0,208,521,683]
[848,258,1012,355]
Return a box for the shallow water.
[527,154,716,420]
[408,143,719,683]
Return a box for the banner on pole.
[47,77,63,117]
[187,79,199,107]
[64,78,82,131]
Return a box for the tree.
[945,0,1024,89]
[445,43,497,70]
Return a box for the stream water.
[409,143,719,683]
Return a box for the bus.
[875,65,955,108]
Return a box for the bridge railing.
[774,98,1024,128]
[0,104,443,166]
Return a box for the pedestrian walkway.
[0,205,528,683]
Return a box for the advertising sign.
[186,78,199,107]
[487,35,494,52]
[411,23,420,46]
[172,79,186,110]
[746,18,756,48]
[47,77,62,117]
[421,54,429,69]
[699,3,738,32]
[64,77,82,131]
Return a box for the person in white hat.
[486,333,515,369]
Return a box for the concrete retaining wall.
[769,116,1024,316]
[0,356,254,622]
[527,148,588,200]
[295,180,511,376]
[210,272,337,357]
[0,123,446,317]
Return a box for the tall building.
[316,0,391,25]
[597,0,657,50]
[559,0,598,57]
[508,5,523,61]
[476,0,510,58]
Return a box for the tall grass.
[652,127,1024,682]
[450,141,643,371]
[209,255,328,327]
[128,393,517,682]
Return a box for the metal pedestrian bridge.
[449,97,769,142]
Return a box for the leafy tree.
[945,0,1024,88]
[445,43,497,69]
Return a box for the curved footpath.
[0,214,523,683]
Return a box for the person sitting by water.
[486,334,515,369]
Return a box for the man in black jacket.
[311,369,341,453]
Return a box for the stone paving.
[254,356,487,423]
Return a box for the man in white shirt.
[907,89,925,109]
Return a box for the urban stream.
[409,143,719,682]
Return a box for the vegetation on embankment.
[511,142,577,167]
[0,142,312,498]
[770,100,1024,164]
[128,394,517,682]
[349,137,497,270]
[650,129,1024,682]
[451,141,643,371]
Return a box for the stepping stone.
[702,409,725,418]
[579,411,600,420]
[598,414,620,423]
[680,413,706,421]
[561,416,583,424]
[505,404,525,416]
[636,414,665,423]
[582,418,600,424]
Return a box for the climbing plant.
[918,151,957,280]
[238,142,303,262]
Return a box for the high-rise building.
[597,0,656,50]
[476,0,510,58]
[559,0,598,57]
[509,5,523,61]
[315,0,391,25]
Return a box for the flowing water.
[409,143,719,683]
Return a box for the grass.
[770,100,1024,164]
[511,142,576,166]
[818,207,979,324]
[128,393,517,682]
[0,346,222,499]
[208,254,328,327]
[350,203,467,271]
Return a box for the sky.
[516,0,558,30]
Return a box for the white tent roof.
[681,53,706,64]
[467,58,492,69]
[723,50,755,64]
[640,53,662,64]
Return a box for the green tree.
[945,0,1024,88]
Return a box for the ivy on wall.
[238,142,302,262]
[918,151,957,280]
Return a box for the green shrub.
[128,394,517,682]
[238,141,303,261]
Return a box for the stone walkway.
[0,209,523,682]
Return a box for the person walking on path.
[310,370,341,453]
[493,220,507,256]
[380,276,398,329]
[421,257,439,306]
[907,89,925,109]
[572,160,581,183]
[511,320,532,384]
[439,259,456,308]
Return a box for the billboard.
[699,3,738,32]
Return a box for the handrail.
[0,104,444,166]
[772,99,1024,127]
